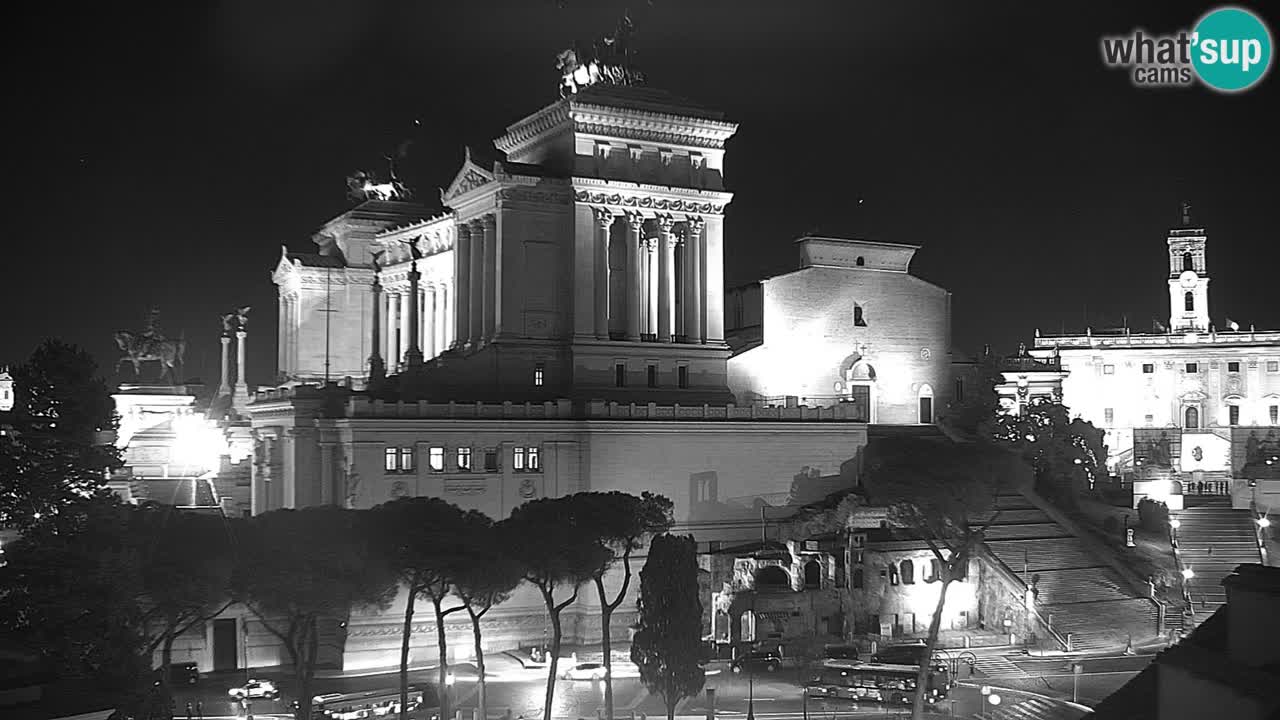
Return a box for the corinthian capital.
[686,215,705,237]
[593,206,615,229]
[626,211,646,233]
[656,215,676,235]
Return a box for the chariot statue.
[115,308,186,384]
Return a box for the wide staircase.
[1176,495,1262,617]
[979,494,1159,652]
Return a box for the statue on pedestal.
[115,308,186,384]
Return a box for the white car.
[228,679,280,700]
[560,662,609,681]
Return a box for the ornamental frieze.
[496,188,574,205]
[573,190,724,215]
[573,121,728,150]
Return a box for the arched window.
[856,256,865,267]
[1185,292,1195,312]
[804,560,821,589]
[918,384,935,424]
[1185,406,1200,429]
[854,304,867,327]
[852,568,864,589]
[900,559,915,584]
[755,565,790,591]
[926,558,941,583]
[1183,252,1194,271]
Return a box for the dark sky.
[7,1,1278,389]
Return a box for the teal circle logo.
[1192,7,1273,92]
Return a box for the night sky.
[7,1,1278,390]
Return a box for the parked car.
[822,644,861,662]
[560,662,609,681]
[731,650,782,674]
[228,679,280,700]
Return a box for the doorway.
[212,618,239,672]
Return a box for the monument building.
[1012,208,1280,510]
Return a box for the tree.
[574,491,673,720]
[452,513,524,720]
[500,496,608,720]
[233,507,397,720]
[133,504,237,691]
[941,350,1003,441]
[372,498,474,720]
[0,495,148,690]
[1,340,121,531]
[994,398,1107,508]
[630,534,704,720]
[861,434,1031,720]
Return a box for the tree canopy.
[994,398,1107,507]
[631,533,704,720]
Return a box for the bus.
[804,661,951,707]
[307,686,440,720]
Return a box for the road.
[166,650,1146,720]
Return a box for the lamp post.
[979,685,991,719]
[1170,517,1181,548]
[1182,566,1195,608]
[445,672,455,720]
[1257,515,1271,549]
[746,595,756,720]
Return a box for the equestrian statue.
[115,308,186,384]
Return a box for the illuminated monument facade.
[1016,207,1280,509]
[231,39,964,673]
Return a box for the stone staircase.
[981,494,1157,652]
[1176,496,1262,617]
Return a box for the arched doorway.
[1185,406,1200,429]
[755,565,790,591]
[844,360,877,423]
[803,560,821,589]
[917,384,935,424]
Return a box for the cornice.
[571,178,732,217]
[569,102,738,150]
[495,102,573,156]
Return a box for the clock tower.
[1167,202,1210,333]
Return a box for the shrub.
[1137,498,1169,532]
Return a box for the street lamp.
[1170,517,1180,548]
[980,685,991,719]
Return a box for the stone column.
[469,219,484,344]
[454,224,471,349]
[399,290,412,367]
[368,274,385,384]
[319,442,335,506]
[481,215,497,342]
[686,217,705,344]
[626,214,643,341]
[404,261,423,369]
[386,290,399,372]
[276,298,286,376]
[424,285,436,359]
[646,239,659,337]
[704,216,725,342]
[657,216,676,342]
[218,333,232,398]
[594,207,614,339]
[439,284,450,352]
[233,330,248,410]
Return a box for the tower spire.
[1181,200,1192,226]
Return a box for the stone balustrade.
[1036,329,1280,349]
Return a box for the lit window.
[484,449,499,472]
[1185,363,1198,374]
[514,446,526,471]
[647,364,657,388]
[615,362,626,387]
[1103,364,1114,375]
[1227,361,1241,373]
[385,447,398,472]
[1104,408,1114,425]
[1142,364,1154,374]
[888,567,899,586]
[457,447,472,472]
[399,447,414,472]
[527,445,540,472]
[386,447,414,473]
[678,365,689,389]
[1229,405,1240,426]
[428,447,445,473]
[513,446,540,472]
[534,363,545,387]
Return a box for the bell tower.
[1167,202,1210,333]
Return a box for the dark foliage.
[631,533,704,720]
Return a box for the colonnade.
[594,208,708,343]
[453,215,498,349]
[380,280,454,372]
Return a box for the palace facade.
[1008,212,1280,510]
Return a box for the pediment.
[271,246,299,284]
[441,148,495,204]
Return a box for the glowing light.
[445,673,456,687]
[1258,517,1271,529]
[988,694,1002,706]
[1182,567,1195,580]
[171,413,227,475]
[1170,518,1181,529]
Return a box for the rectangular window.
[647,364,657,388]
[1104,408,1114,425]
[484,449,499,472]
[1228,361,1241,373]
[954,378,965,403]
[1185,363,1199,374]
[1229,405,1240,426]
[1142,363,1154,374]
[527,445,541,472]
[534,363,545,387]
[1269,361,1280,373]
[428,447,445,473]
[1145,414,1154,426]
[678,365,689,389]
[513,446,526,471]
[399,447,414,472]
[1103,364,1115,375]
[385,447,398,472]
[615,362,626,387]
[1271,406,1278,424]
[456,447,472,472]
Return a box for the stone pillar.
[454,224,471,349]
[233,330,249,410]
[386,291,399,372]
[369,275,385,384]
[218,333,232,397]
[594,208,614,339]
[483,214,499,338]
[276,297,286,377]
[704,216,725,342]
[399,290,412,367]
[469,219,484,344]
[686,217,705,344]
[439,284,450,353]
[319,442,335,506]
[646,239,659,338]
[626,214,643,341]
[404,261,423,369]
[424,286,436,359]
[657,216,676,342]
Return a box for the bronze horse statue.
[114,330,186,383]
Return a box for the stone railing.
[1035,329,1280,349]
[348,398,574,419]
[583,400,867,421]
